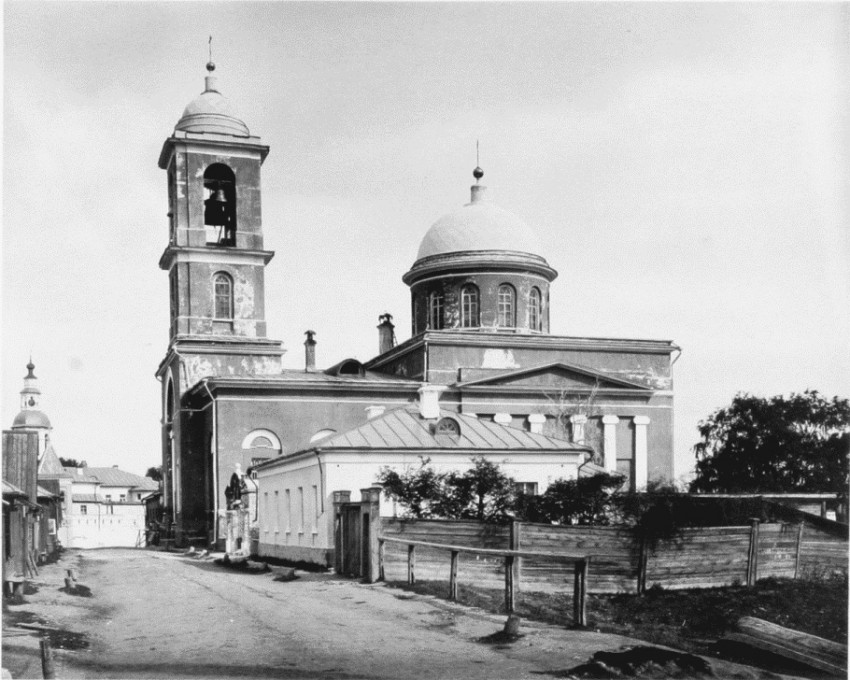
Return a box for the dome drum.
[410,271,550,335]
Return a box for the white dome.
[175,73,249,137]
[416,187,541,260]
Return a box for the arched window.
[241,429,282,453]
[428,291,445,330]
[497,284,516,327]
[460,284,479,328]
[203,164,236,246]
[529,287,542,331]
[213,273,233,320]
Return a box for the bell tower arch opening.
[204,163,237,246]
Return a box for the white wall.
[67,502,146,549]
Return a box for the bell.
[204,189,229,227]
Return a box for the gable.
[459,362,652,391]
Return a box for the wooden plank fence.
[378,517,847,595]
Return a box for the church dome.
[175,64,250,137]
[416,174,541,261]
[12,410,51,429]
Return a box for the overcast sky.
[3,2,849,481]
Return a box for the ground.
[2,549,810,680]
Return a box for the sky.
[3,2,849,481]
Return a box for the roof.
[175,70,249,136]
[38,442,71,477]
[2,480,27,497]
[417,182,542,261]
[62,466,159,491]
[72,494,101,503]
[11,409,51,429]
[36,485,57,498]
[303,406,587,453]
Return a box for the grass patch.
[385,575,848,656]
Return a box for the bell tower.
[156,60,284,543]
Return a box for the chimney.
[418,384,447,420]
[377,313,395,355]
[365,405,386,420]
[304,330,316,372]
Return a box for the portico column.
[633,416,650,490]
[569,414,587,445]
[527,413,546,434]
[601,416,620,474]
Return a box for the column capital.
[602,415,620,425]
[569,414,588,425]
[633,415,651,426]
[494,413,512,425]
[527,414,546,424]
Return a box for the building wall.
[256,449,583,566]
[68,502,146,549]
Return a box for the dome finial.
[25,357,36,379]
[473,140,484,184]
[206,35,215,73]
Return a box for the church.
[156,62,680,552]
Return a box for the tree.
[146,466,163,483]
[545,380,603,464]
[690,391,850,494]
[526,472,625,525]
[433,457,516,522]
[59,457,81,468]
[377,457,445,519]
[378,457,516,523]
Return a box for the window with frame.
[497,284,516,327]
[529,287,542,331]
[435,417,461,438]
[213,273,233,320]
[460,284,479,328]
[428,291,445,330]
[80,505,88,515]
[514,482,538,496]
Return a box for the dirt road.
[2,549,776,679]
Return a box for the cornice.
[403,250,558,286]
[159,133,270,169]
[159,245,275,271]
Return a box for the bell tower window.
[428,292,445,330]
[214,273,233,320]
[497,284,516,328]
[461,284,479,328]
[204,164,237,246]
[529,287,542,331]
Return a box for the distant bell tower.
[11,359,52,456]
[156,59,284,543]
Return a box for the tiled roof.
[313,407,588,452]
[61,467,159,490]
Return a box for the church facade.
[157,63,680,549]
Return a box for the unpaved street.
[3,549,772,679]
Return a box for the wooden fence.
[378,516,848,594]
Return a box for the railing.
[378,536,592,626]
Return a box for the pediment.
[458,362,652,391]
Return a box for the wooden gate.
[333,488,382,581]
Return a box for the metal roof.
[314,407,587,452]
[2,480,27,497]
[62,467,158,490]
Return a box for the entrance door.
[341,505,361,577]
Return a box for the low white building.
[37,443,158,549]
[254,393,588,566]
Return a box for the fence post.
[449,550,459,601]
[636,533,648,595]
[378,539,385,581]
[510,521,521,594]
[794,521,805,580]
[746,518,761,587]
[504,555,515,613]
[332,490,351,574]
[362,487,382,583]
[407,544,416,585]
[573,559,588,627]
[40,638,55,680]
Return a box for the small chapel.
[156,62,680,554]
